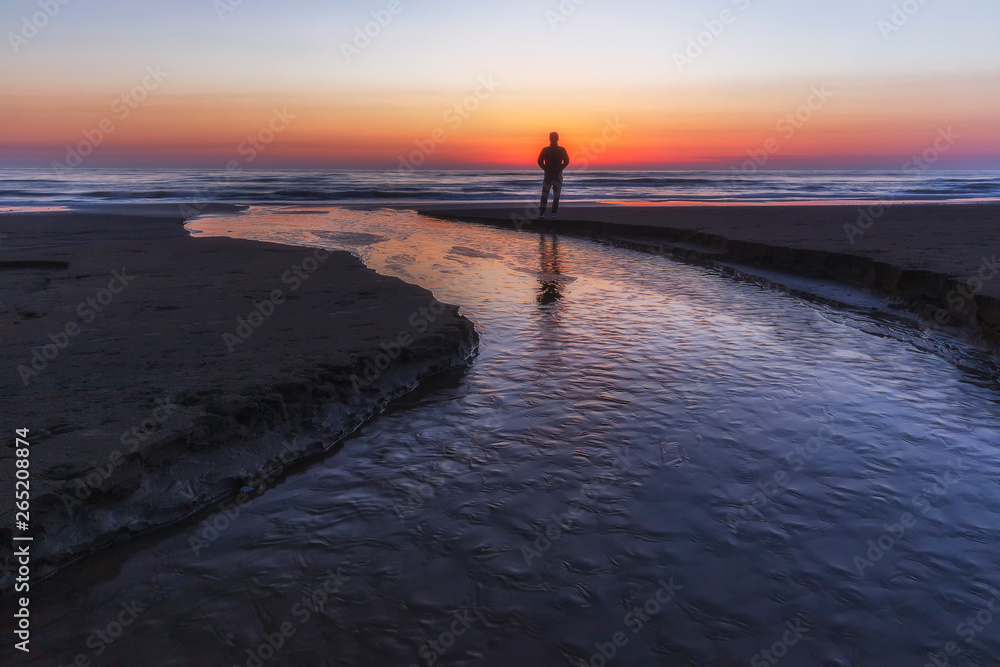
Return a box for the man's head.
[549,132,559,144]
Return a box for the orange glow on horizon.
[2,76,999,170]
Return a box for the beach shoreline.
[0,205,479,589]
[416,202,1000,340]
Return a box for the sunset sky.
[1,0,998,169]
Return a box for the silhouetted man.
[537,132,569,220]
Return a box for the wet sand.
[0,206,478,584]
[417,202,1000,333]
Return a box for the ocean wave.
[905,185,1000,196]
[3,168,1000,206]
[269,188,486,200]
[0,190,41,196]
[574,177,722,185]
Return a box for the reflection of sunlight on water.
[0,205,70,213]
[22,205,1000,665]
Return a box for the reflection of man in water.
[537,234,562,305]
[537,132,570,220]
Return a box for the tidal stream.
[11,207,1000,666]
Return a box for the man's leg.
[540,180,552,216]
[551,179,562,215]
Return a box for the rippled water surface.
[4,168,1000,206]
[12,207,1000,666]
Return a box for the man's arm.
[537,148,547,170]
[559,147,570,170]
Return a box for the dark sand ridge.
[0,206,478,586]
[417,202,1000,335]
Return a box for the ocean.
[2,167,1000,208]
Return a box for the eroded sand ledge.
[417,203,1000,336]
[0,207,478,585]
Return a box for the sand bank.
[0,206,478,585]
[417,203,1000,335]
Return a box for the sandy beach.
[418,202,1000,335]
[2,200,1000,664]
[0,206,478,584]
